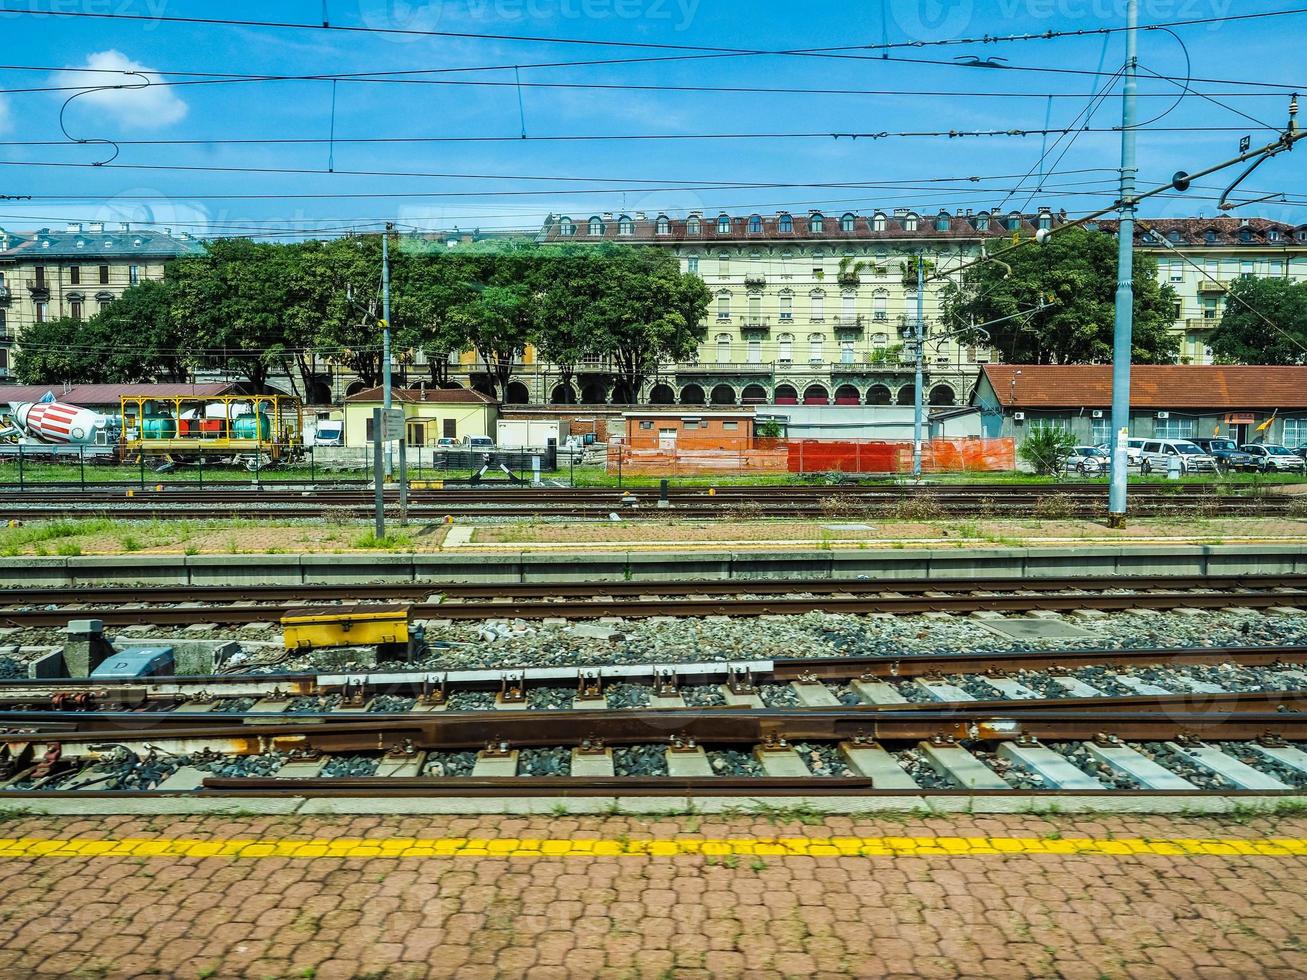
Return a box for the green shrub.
[1018,427,1077,476]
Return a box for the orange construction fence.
[606,438,1015,476]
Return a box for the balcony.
[740,316,770,336]
[676,362,772,376]
[26,278,50,298]
[1186,317,1220,331]
[1197,280,1226,295]
[743,276,767,289]
[833,316,864,336]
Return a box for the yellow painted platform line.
[1,836,1307,859]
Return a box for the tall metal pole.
[1108,0,1139,527]
[912,254,925,479]
[382,222,394,478]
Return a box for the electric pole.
[1108,0,1138,527]
[382,221,394,477]
[912,254,926,479]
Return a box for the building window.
[34,265,46,287]
[937,213,951,232]
[716,332,731,362]
[1284,418,1306,448]
[716,293,731,320]
[1154,417,1194,440]
[618,215,633,236]
[717,214,731,234]
[777,334,793,363]
[872,331,888,349]
[687,216,701,235]
[655,215,670,235]
[640,420,653,430]
[840,339,855,364]
[808,333,824,364]
[99,265,110,285]
[748,215,762,233]
[1008,212,1022,231]
[0,349,7,371]
[1090,417,1112,445]
[70,267,81,286]
[977,213,990,232]
[1039,214,1053,231]
[1240,260,1254,277]
[778,213,793,233]
[809,291,824,320]
[1239,228,1252,243]
[809,213,824,234]
[1205,229,1217,244]
[686,255,699,274]
[904,214,918,232]
[718,251,729,276]
[70,300,83,321]
[841,292,856,318]
[36,302,48,323]
[559,217,576,236]
[872,213,886,232]
[0,309,6,335]
[779,293,793,320]
[747,340,762,364]
[873,292,888,320]
[588,217,604,236]
[129,265,140,285]
[840,213,855,232]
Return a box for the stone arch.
[344,380,368,398]
[550,383,577,405]
[774,384,798,405]
[505,381,531,405]
[680,384,706,406]
[929,384,957,406]
[710,384,737,406]
[611,381,636,405]
[867,384,893,406]
[741,384,768,405]
[897,384,916,406]
[580,379,608,404]
[803,384,830,406]
[649,383,676,405]
[834,384,861,405]
[308,381,332,405]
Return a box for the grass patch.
[0,518,117,557]
[351,530,414,550]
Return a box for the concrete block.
[1052,676,1107,698]
[1164,742,1290,791]
[984,678,1041,700]
[665,746,713,778]
[63,620,111,679]
[376,756,425,778]
[1249,743,1307,777]
[567,624,626,642]
[571,749,616,778]
[998,743,1105,790]
[919,742,1009,789]
[839,742,919,789]
[248,698,292,714]
[755,747,812,777]
[156,767,207,791]
[542,617,568,627]
[471,750,519,777]
[27,651,65,680]
[916,681,976,703]
[649,694,686,709]
[279,758,327,778]
[1083,741,1196,790]
[1113,675,1172,695]
[1025,610,1064,620]
[790,682,840,707]
[851,680,909,705]
[1173,678,1227,694]
[969,611,1007,621]
[719,686,764,708]
[1070,609,1110,620]
[922,612,955,621]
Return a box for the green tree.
[1208,276,1307,365]
[12,317,107,384]
[93,280,191,382]
[939,227,1180,364]
[392,248,478,388]
[1018,426,1077,476]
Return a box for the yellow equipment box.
[281,604,410,651]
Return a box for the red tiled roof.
[346,386,497,405]
[980,365,1307,410]
[0,382,238,406]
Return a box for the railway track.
[5,644,1307,803]
[3,574,1306,627]
[0,483,1293,519]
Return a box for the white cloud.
[53,51,188,130]
[0,96,12,136]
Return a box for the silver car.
[1138,439,1219,475]
[1241,444,1307,473]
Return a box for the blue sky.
[0,0,1304,239]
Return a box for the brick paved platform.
[1,811,1305,979]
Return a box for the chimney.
[88,222,104,234]
[118,222,130,232]
[65,222,82,233]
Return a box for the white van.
[1137,439,1219,474]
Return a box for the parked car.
[1137,439,1220,475]
[1240,443,1307,473]
[1064,446,1109,475]
[434,437,457,450]
[1189,437,1258,472]
[463,436,494,450]
[1095,439,1148,467]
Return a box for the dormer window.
[559,217,575,236]
[618,215,633,236]
[809,213,824,234]
[717,214,731,234]
[1007,212,1021,232]
[1297,230,1307,243]
[687,216,702,235]
[778,213,793,233]
[1038,214,1052,231]
[1167,231,1182,243]
[588,217,604,236]
[976,213,990,232]
[840,213,855,232]
[1268,229,1281,242]
[872,213,887,232]
[904,214,918,232]
[1239,228,1252,243]
[655,215,670,235]
[936,213,951,232]
[748,215,762,233]
[1205,229,1217,243]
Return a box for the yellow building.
[342,386,497,447]
[0,223,204,379]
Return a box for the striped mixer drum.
[12,401,108,446]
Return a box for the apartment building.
[0,223,204,378]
